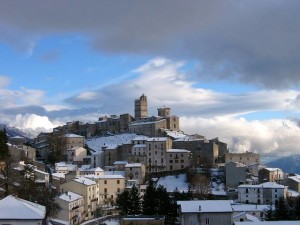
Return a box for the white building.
[238,182,287,205]
[177,200,233,225]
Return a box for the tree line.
[115,178,192,224]
[265,196,300,221]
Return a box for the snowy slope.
[156,173,189,193]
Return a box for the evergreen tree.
[128,185,141,215]
[142,178,157,215]
[156,185,171,215]
[0,128,10,161]
[295,196,300,220]
[274,197,290,221]
[265,204,275,221]
[0,128,16,197]
[116,190,130,215]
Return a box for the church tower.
[134,94,148,120]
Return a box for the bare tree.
[190,173,211,199]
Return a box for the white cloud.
[181,116,300,157]
[0,76,10,88]
[10,114,58,130]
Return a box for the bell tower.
[134,94,148,120]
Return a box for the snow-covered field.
[156,173,189,192]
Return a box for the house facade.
[55,191,85,225]
[177,200,233,225]
[238,182,287,205]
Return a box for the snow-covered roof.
[238,182,285,189]
[288,189,300,197]
[125,163,142,168]
[233,212,260,222]
[0,195,45,220]
[85,167,104,172]
[166,149,190,153]
[264,167,283,172]
[63,134,84,138]
[146,137,168,142]
[52,173,65,179]
[96,175,125,179]
[231,204,269,212]
[104,171,126,176]
[288,175,300,183]
[79,164,92,171]
[163,130,186,139]
[59,191,83,202]
[132,136,149,141]
[86,133,144,152]
[178,200,233,213]
[105,144,119,150]
[113,161,128,165]
[74,177,97,185]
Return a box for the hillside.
[267,155,300,174]
[0,124,36,139]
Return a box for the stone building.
[166,149,190,171]
[146,137,172,172]
[284,175,300,192]
[225,152,260,166]
[258,167,285,184]
[135,94,148,120]
[173,137,226,167]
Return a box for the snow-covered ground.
[156,173,189,192]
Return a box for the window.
[246,188,248,193]
[205,218,210,224]
[169,160,173,163]
[104,180,107,184]
[117,180,120,184]
[181,160,184,163]
[104,188,107,193]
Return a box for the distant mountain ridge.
[267,155,300,174]
[0,124,37,140]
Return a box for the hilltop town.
[0,94,300,225]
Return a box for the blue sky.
[1,1,300,157]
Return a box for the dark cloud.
[0,105,46,115]
[1,1,300,88]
